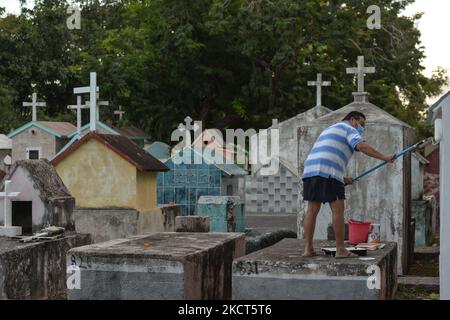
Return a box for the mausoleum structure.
[297,56,416,274]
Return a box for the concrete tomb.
[232,239,397,300]
[157,147,247,216]
[197,196,245,232]
[245,73,332,229]
[0,233,91,300]
[51,132,176,242]
[67,232,245,300]
[245,157,300,216]
[8,121,77,162]
[0,160,75,236]
[74,205,180,243]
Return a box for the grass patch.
[395,285,439,300]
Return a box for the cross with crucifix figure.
[346,56,375,100]
[23,93,46,122]
[68,96,89,135]
[74,72,99,132]
[0,180,22,237]
[114,106,125,121]
[308,73,331,108]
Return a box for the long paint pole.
[351,138,432,183]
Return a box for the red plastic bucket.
[348,219,371,245]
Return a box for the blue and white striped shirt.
[302,121,364,183]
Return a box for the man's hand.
[381,154,396,163]
[344,177,353,185]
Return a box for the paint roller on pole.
[350,138,433,184]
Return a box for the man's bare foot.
[302,249,317,257]
[335,248,357,258]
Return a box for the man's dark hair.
[342,111,366,121]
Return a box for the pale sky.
[1,0,449,99]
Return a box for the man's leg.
[302,201,321,256]
[329,199,351,257]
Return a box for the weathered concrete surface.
[175,216,210,232]
[252,106,332,173]
[11,124,56,162]
[197,196,245,232]
[245,214,297,234]
[245,158,300,215]
[67,232,245,300]
[233,239,397,300]
[0,233,91,300]
[139,205,179,233]
[74,205,180,243]
[412,200,435,246]
[245,229,297,254]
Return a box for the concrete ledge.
[0,233,92,299]
[245,229,297,254]
[233,239,398,300]
[75,205,181,243]
[414,246,440,260]
[245,214,297,233]
[0,226,22,237]
[67,232,246,300]
[398,276,439,291]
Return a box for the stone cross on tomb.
[23,93,46,122]
[114,106,125,121]
[86,98,109,121]
[178,116,193,147]
[346,56,375,101]
[308,73,331,108]
[68,96,89,135]
[0,180,21,237]
[74,72,99,132]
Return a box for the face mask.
[357,124,365,136]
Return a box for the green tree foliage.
[0,0,447,141]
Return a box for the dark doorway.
[12,201,33,235]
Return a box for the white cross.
[85,100,109,121]
[74,72,99,132]
[346,56,375,93]
[23,93,46,122]
[114,106,125,121]
[68,96,89,135]
[307,73,331,107]
[0,180,20,229]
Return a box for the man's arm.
[356,142,394,162]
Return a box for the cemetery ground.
[396,235,440,300]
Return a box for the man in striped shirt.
[302,111,394,258]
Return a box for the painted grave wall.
[55,139,157,211]
[11,125,56,161]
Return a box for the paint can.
[368,224,381,244]
[348,219,371,245]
